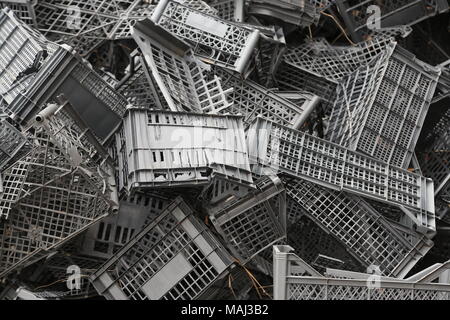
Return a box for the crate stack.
[0,0,449,301]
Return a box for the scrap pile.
[0,0,450,300]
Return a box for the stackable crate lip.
[216,68,319,130]
[90,196,234,300]
[7,44,127,140]
[247,116,436,228]
[326,41,441,169]
[117,108,254,192]
[0,119,29,171]
[335,0,450,42]
[150,0,260,74]
[284,177,434,277]
[209,175,287,264]
[132,19,233,114]
[273,245,450,300]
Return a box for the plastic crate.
[285,178,434,277]
[90,197,234,300]
[217,68,320,129]
[78,192,172,259]
[275,61,338,106]
[208,0,244,22]
[208,175,286,264]
[327,42,441,169]
[247,117,435,223]
[116,108,253,192]
[335,0,450,42]
[273,245,450,300]
[0,8,57,106]
[150,0,260,74]
[287,215,363,272]
[132,20,233,114]
[115,51,160,110]
[0,118,29,171]
[7,45,128,140]
[0,0,37,27]
[0,103,116,278]
[34,0,156,41]
[283,36,393,83]
[248,0,320,27]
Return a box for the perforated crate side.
[327,43,441,169]
[335,0,450,42]
[209,175,286,263]
[0,0,37,27]
[150,0,260,73]
[284,178,434,277]
[79,193,172,259]
[90,197,234,300]
[273,246,450,300]
[132,20,233,114]
[0,119,29,171]
[0,7,55,105]
[217,68,319,129]
[117,109,253,192]
[7,45,127,139]
[247,117,435,228]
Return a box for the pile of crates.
[0,0,450,300]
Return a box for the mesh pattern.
[90,198,233,300]
[153,0,259,73]
[0,119,29,171]
[0,8,54,105]
[283,37,392,83]
[217,68,315,129]
[327,43,440,168]
[79,193,171,259]
[210,175,286,263]
[0,1,37,26]
[285,178,432,277]
[116,109,253,191]
[0,109,114,277]
[134,26,233,113]
[247,117,435,222]
[287,215,363,272]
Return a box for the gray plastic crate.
[248,0,320,27]
[284,178,433,277]
[0,0,37,27]
[327,42,441,169]
[79,192,172,259]
[132,19,233,114]
[208,175,286,264]
[217,68,320,129]
[208,0,244,22]
[247,117,435,224]
[283,36,393,84]
[150,0,260,74]
[7,44,128,140]
[115,51,160,110]
[273,245,450,300]
[287,215,363,272]
[275,61,338,106]
[0,118,29,171]
[335,0,450,42]
[116,108,253,192]
[90,197,234,300]
[0,7,56,106]
[0,103,116,278]
[34,0,156,41]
